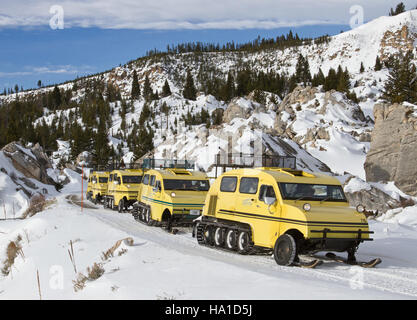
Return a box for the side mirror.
[264,197,276,206]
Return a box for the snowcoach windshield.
[278,183,347,202]
[99,177,108,183]
[122,176,142,184]
[163,179,209,191]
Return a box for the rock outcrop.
[364,103,417,196]
[2,142,57,187]
[222,97,254,123]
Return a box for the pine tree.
[360,62,365,73]
[384,51,417,104]
[52,85,61,109]
[131,70,141,99]
[337,67,351,93]
[93,118,111,166]
[324,68,338,91]
[375,56,382,71]
[389,2,406,16]
[162,79,172,97]
[183,70,197,100]
[312,69,326,87]
[295,54,312,84]
[143,75,152,101]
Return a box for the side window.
[239,177,259,194]
[150,175,156,186]
[259,185,277,203]
[220,176,237,192]
[143,174,150,185]
[109,174,113,182]
[155,180,161,191]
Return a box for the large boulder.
[364,103,417,196]
[222,97,254,123]
[2,142,57,187]
[343,176,404,214]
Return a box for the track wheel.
[118,199,124,213]
[214,227,224,247]
[225,229,237,251]
[273,234,297,266]
[145,208,155,226]
[196,223,205,245]
[237,231,251,255]
[202,226,214,246]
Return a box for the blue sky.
[0,0,415,91]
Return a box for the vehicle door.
[215,176,238,220]
[236,177,280,247]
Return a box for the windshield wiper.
[320,197,331,203]
[294,196,309,203]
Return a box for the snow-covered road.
[71,193,417,299]
[1,186,417,299]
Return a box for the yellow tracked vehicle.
[86,172,94,201]
[89,171,110,204]
[132,168,210,230]
[194,168,376,267]
[104,169,144,212]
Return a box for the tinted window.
[220,176,237,192]
[122,176,141,184]
[279,183,347,202]
[155,180,161,190]
[99,177,108,183]
[143,174,150,185]
[239,177,259,194]
[150,175,156,186]
[163,179,209,191]
[109,174,113,182]
[259,185,276,202]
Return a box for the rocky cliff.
[365,103,417,196]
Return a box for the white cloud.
[0,65,95,77]
[0,0,415,30]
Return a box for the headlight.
[356,205,365,213]
[303,203,311,211]
[171,192,176,197]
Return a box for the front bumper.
[305,228,373,252]
[309,228,374,241]
[171,208,201,225]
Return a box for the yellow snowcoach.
[132,168,210,230]
[194,168,380,268]
[104,169,144,212]
[88,171,110,204]
[86,172,94,201]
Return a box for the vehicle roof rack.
[141,158,195,170]
[213,153,297,178]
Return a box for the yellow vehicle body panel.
[107,169,144,206]
[203,168,370,250]
[91,171,110,200]
[138,168,209,223]
[86,173,93,195]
